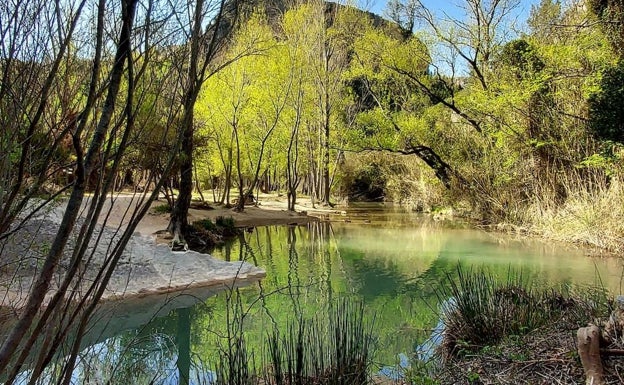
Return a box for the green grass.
[152,203,172,214]
[193,218,217,232]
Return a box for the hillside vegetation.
[180,0,624,251]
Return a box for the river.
[57,204,624,384]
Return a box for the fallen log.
[578,295,624,385]
[577,325,604,385]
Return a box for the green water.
[73,205,624,384]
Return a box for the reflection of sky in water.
[20,207,624,383]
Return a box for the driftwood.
[577,325,604,385]
[578,295,624,385]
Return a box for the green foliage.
[188,0,624,248]
[194,218,217,232]
[588,0,624,55]
[499,39,545,79]
[191,216,238,240]
[588,61,624,143]
[528,0,562,40]
[405,358,440,385]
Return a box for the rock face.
[104,236,265,300]
[0,215,265,312]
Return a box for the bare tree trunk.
[194,162,205,202]
[234,117,246,212]
[287,87,304,211]
[169,0,237,246]
[322,71,332,206]
[0,0,138,371]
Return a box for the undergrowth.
[405,267,615,384]
[191,216,240,249]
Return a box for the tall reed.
[264,298,374,385]
[211,296,374,384]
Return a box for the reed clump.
[409,268,615,384]
[214,299,375,385]
[437,267,610,359]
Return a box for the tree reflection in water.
[31,213,621,383]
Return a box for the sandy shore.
[0,193,337,315]
[134,192,332,236]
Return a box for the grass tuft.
[437,267,611,358]
[264,298,373,385]
[152,203,172,214]
[215,216,237,237]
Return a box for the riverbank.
[0,192,337,313]
[406,269,622,385]
[127,192,333,236]
[0,193,272,318]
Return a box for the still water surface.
[72,205,624,383]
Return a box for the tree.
[306,1,353,206]
[0,1,143,376]
[168,0,240,249]
[385,0,419,38]
[528,0,563,41]
[0,0,221,380]
[588,61,624,143]
[349,28,458,188]
[589,0,624,56]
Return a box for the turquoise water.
[70,205,624,383]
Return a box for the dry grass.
[435,320,624,385]
[525,177,624,252]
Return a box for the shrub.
[152,203,171,214]
[588,61,624,143]
[193,218,217,232]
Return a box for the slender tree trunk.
[194,162,205,202]
[0,0,137,371]
[234,118,245,212]
[168,0,205,245]
[322,73,331,205]
[168,0,235,245]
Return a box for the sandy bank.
[134,192,330,236]
[0,193,333,315]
